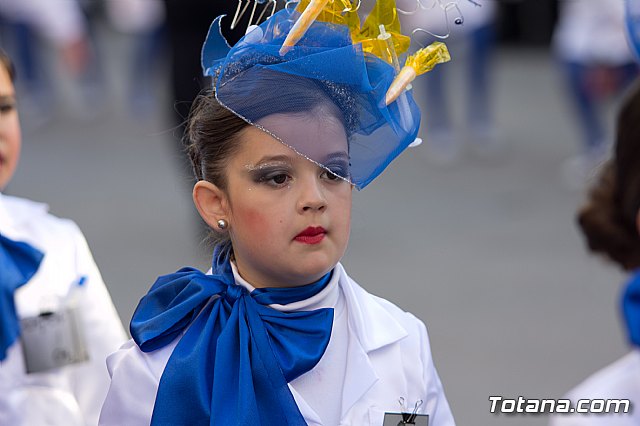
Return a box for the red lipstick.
[294,226,326,244]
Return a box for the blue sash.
[131,253,333,425]
[622,270,640,347]
[0,234,44,360]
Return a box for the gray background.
[4,31,629,426]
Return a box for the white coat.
[553,0,633,65]
[100,262,456,426]
[0,193,127,426]
[549,350,640,426]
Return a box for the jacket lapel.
[285,263,410,425]
[336,263,409,420]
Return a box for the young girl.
[100,6,455,425]
[0,50,126,425]
[550,81,640,425]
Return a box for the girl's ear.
[193,181,230,232]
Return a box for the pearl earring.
[217,219,228,230]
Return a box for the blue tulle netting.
[201,9,421,189]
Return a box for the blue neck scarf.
[622,270,640,347]
[0,234,44,361]
[130,250,334,426]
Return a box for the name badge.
[383,413,428,426]
[20,306,89,374]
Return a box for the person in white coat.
[398,0,499,162]
[100,5,455,426]
[549,81,640,426]
[0,50,127,426]
[553,0,638,185]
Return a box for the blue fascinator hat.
[200,8,421,189]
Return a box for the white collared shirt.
[100,263,456,425]
[0,193,127,426]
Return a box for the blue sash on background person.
[130,248,334,425]
[0,234,44,361]
[622,270,640,346]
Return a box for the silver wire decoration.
[398,0,484,41]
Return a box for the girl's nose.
[297,176,327,213]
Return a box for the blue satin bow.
[622,270,640,347]
[130,252,334,425]
[0,234,44,361]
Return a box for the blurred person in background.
[0,0,88,76]
[553,0,638,187]
[162,0,245,136]
[0,50,126,426]
[0,0,90,121]
[398,0,498,164]
[104,0,166,119]
[549,80,640,426]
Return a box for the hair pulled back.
[578,81,640,271]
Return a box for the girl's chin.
[287,261,337,283]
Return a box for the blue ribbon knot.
[130,256,334,425]
[223,281,248,303]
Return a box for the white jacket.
[100,262,456,426]
[553,0,633,65]
[549,350,640,426]
[0,193,127,426]
[0,0,86,46]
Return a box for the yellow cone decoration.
[280,0,331,55]
[385,42,451,105]
[291,0,357,28]
[279,0,410,64]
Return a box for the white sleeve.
[414,316,456,426]
[99,340,160,426]
[64,224,128,426]
[0,0,86,45]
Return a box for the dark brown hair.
[185,92,248,191]
[578,80,640,270]
[0,49,16,83]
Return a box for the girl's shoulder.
[336,264,431,345]
[1,194,78,232]
[100,339,179,425]
[565,350,640,401]
[549,351,640,426]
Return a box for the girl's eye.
[323,170,340,181]
[272,174,288,185]
[258,172,292,187]
[0,103,15,114]
[322,164,349,182]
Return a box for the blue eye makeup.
[250,165,293,187]
[324,161,349,180]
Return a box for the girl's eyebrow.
[252,152,348,167]
[0,95,15,102]
[324,152,349,163]
[254,154,295,165]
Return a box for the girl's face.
[208,112,352,288]
[0,64,20,190]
